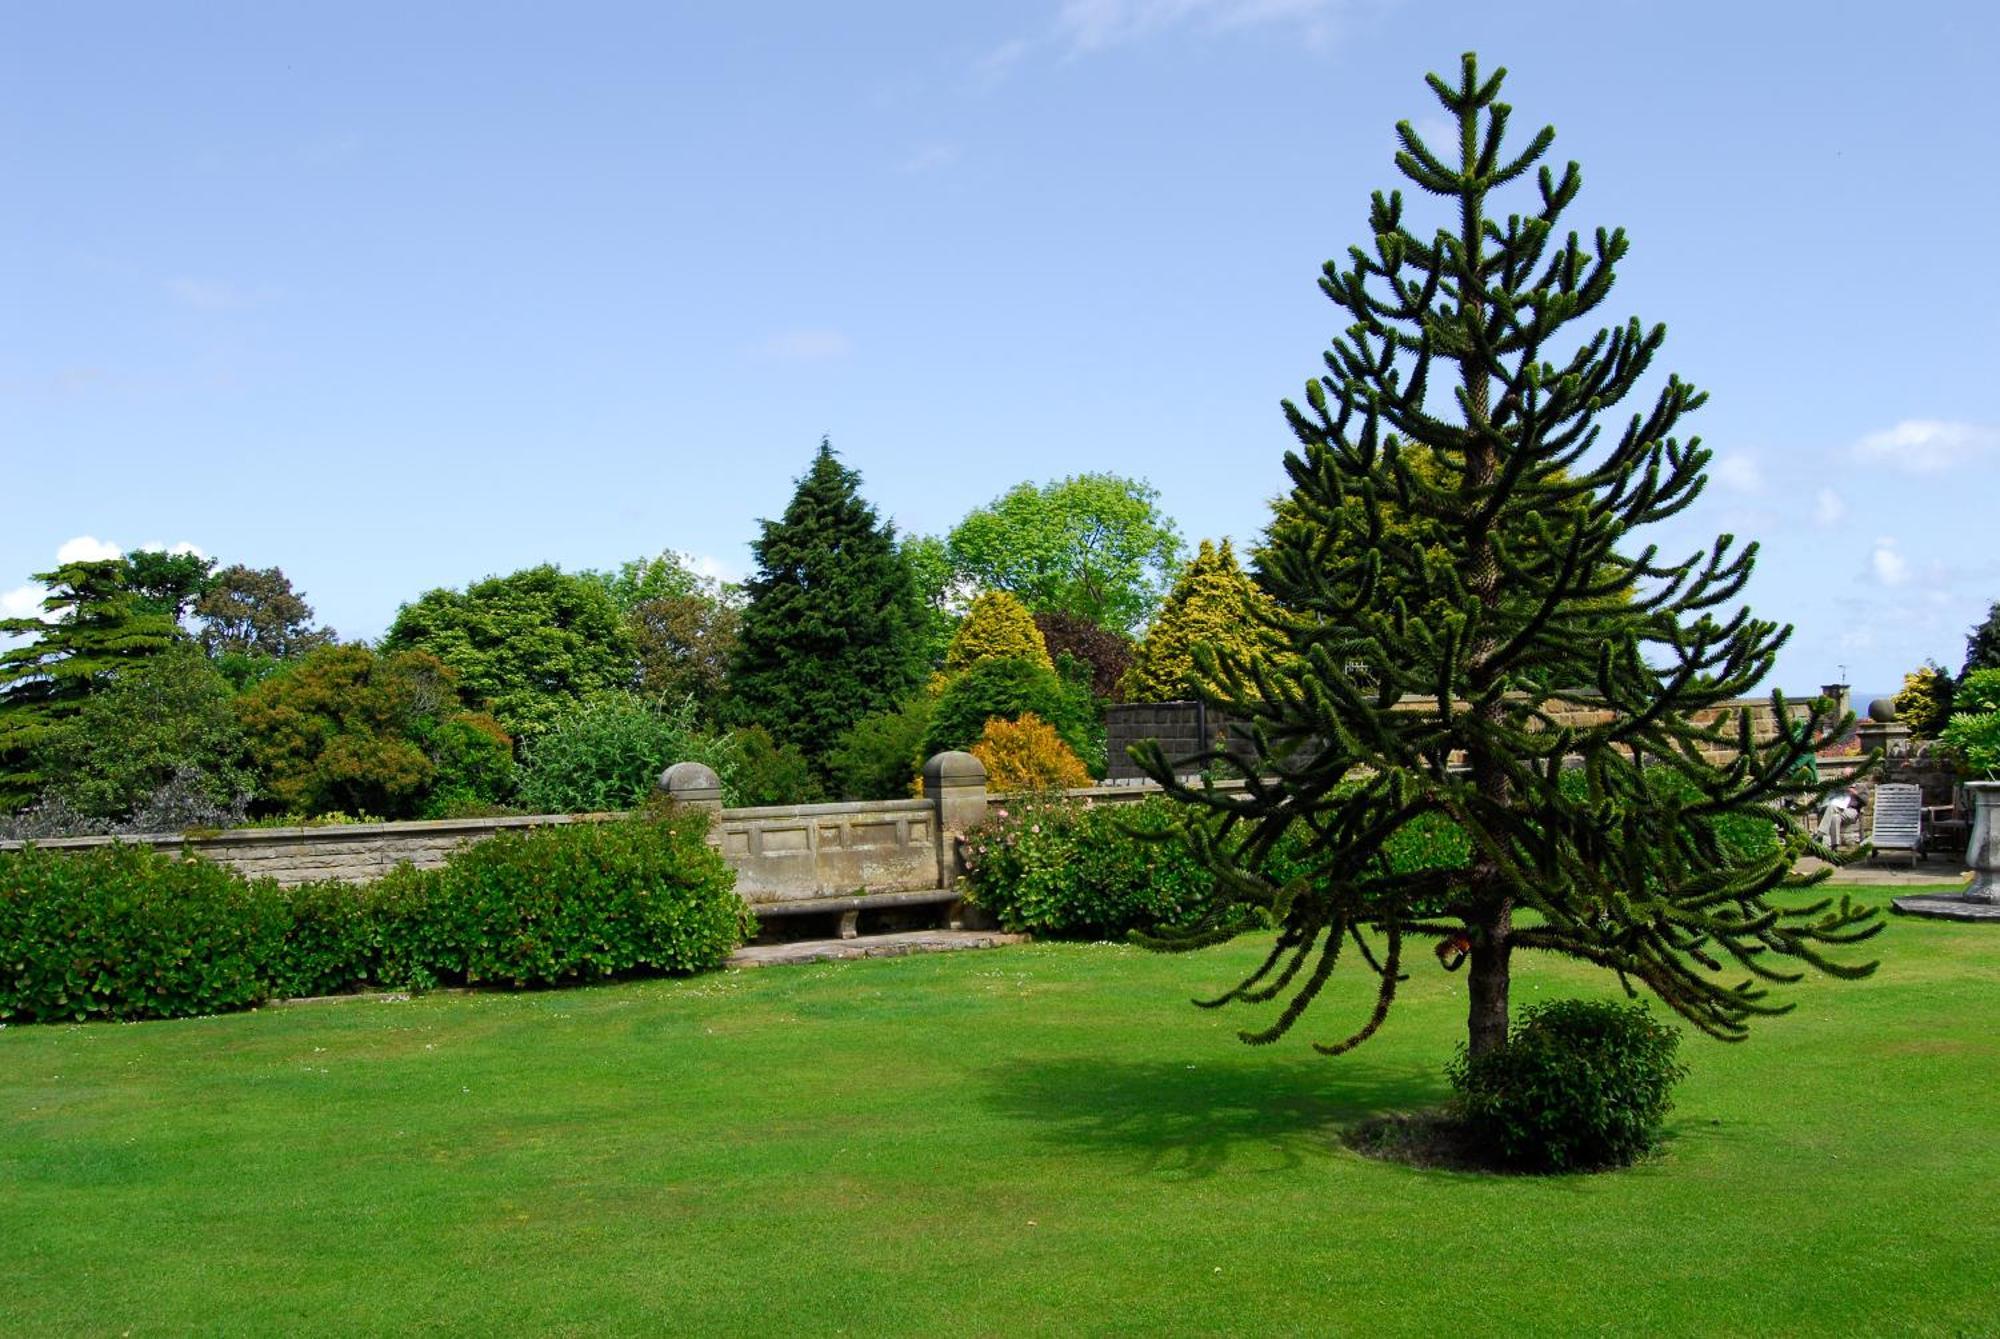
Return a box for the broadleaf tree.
[384,564,636,743]
[1136,54,1880,1060]
[947,473,1184,634]
[194,563,337,662]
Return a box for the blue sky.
[3,0,1995,701]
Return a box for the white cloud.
[759,329,853,361]
[1852,419,1999,475]
[1055,0,1350,54]
[1813,487,1847,527]
[1711,453,1764,495]
[1,584,47,622]
[1870,537,1909,587]
[687,553,743,586]
[55,535,123,563]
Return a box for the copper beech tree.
[1137,54,1880,1060]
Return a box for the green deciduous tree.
[947,474,1184,633]
[1121,539,1284,704]
[1137,54,1878,1061]
[581,551,746,720]
[901,534,964,671]
[32,642,255,821]
[0,561,188,809]
[384,564,635,742]
[193,564,336,663]
[729,440,928,775]
[235,644,512,818]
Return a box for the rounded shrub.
[0,842,287,1023]
[925,656,1101,774]
[961,795,1221,937]
[515,693,731,814]
[969,713,1091,792]
[827,696,934,800]
[438,808,749,987]
[1446,998,1688,1171]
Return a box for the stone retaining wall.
[0,813,621,887]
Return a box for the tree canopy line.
[0,445,1301,833]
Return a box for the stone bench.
[660,754,993,944]
[742,886,975,939]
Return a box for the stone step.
[727,928,1030,969]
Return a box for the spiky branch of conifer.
[1135,53,1880,1058]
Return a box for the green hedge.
[0,844,287,1023]
[1,810,748,1024]
[444,808,748,987]
[960,795,1472,938]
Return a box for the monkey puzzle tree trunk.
[1132,52,1881,1065]
[1466,902,1513,1058]
[1457,92,1516,1061]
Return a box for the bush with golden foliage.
[969,712,1091,791]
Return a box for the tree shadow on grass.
[978,1054,1447,1179]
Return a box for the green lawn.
[3,888,1995,1337]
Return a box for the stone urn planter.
[1965,780,2000,904]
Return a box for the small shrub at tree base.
[1447,998,1688,1172]
[969,713,1091,792]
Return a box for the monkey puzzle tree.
[1136,54,1880,1061]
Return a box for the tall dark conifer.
[730,439,927,775]
[1138,55,1880,1059]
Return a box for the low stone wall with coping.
[0,812,624,888]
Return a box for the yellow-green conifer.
[944,591,1053,675]
[1119,540,1278,703]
